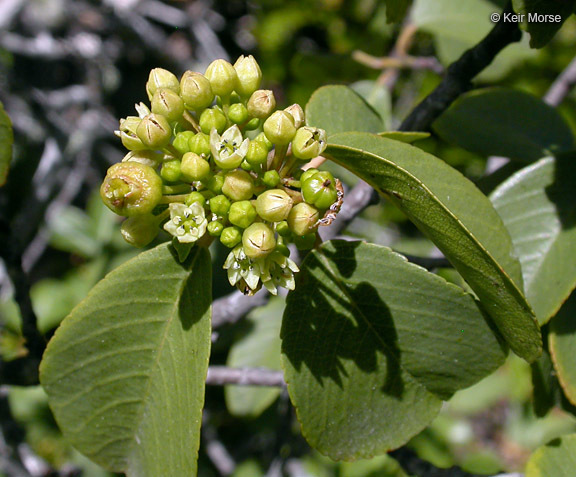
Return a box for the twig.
[202,414,236,476]
[543,55,576,107]
[353,50,444,75]
[399,2,521,132]
[211,289,269,328]
[206,366,286,387]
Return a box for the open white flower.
[260,251,299,295]
[210,125,249,169]
[163,202,207,243]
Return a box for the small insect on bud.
[205,59,238,98]
[199,107,227,135]
[146,68,180,100]
[284,104,305,129]
[220,226,243,248]
[302,170,338,210]
[136,114,172,149]
[287,202,320,236]
[181,152,211,181]
[292,127,327,160]
[263,110,297,146]
[242,223,276,259]
[121,215,160,248]
[234,55,262,98]
[180,71,214,110]
[118,117,146,151]
[151,88,185,122]
[229,200,257,229]
[255,189,293,222]
[100,162,163,216]
[222,170,254,201]
[247,90,276,119]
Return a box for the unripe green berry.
[228,103,249,124]
[160,159,182,182]
[263,110,296,146]
[222,170,254,201]
[262,170,281,188]
[151,88,185,122]
[173,131,195,155]
[244,118,260,130]
[118,116,146,151]
[221,226,242,248]
[300,168,318,183]
[136,114,172,149]
[199,107,227,135]
[180,71,214,110]
[205,173,225,194]
[209,194,231,216]
[122,150,162,168]
[276,220,291,237]
[287,202,320,236]
[189,132,211,156]
[294,232,317,250]
[186,191,206,206]
[234,55,262,97]
[292,126,327,160]
[121,215,159,248]
[207,221,224,236]
[146,68,180,100]
[205,59,238,97]
[302,171,338,209]
[181,152,211,181]
[247,90,276,119]
[229,200,257,228]
[101,162,163,216]
[242,223,276,259]
[245,141,268,166]
[284,104,305,129]
[255,189,293,222]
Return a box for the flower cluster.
[100,56,342,295]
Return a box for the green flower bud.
[101,162,163,216]
[247,90,276,119]
[121,215,160,248]
[244,118,260,130]
[275,241,290,257]
[292,127,327,160]
[199,107,227,135]
[205,173,225,194]
[180,71,214,110]
[302,171,338,209]
[255,189,293,222]
[229,200,257,228]
[293,232,317,250]
[122,150,162,168]
[276,220,291,237]
[262,170,280,188]
[263,110,296,146]
[287,202,320,236]
[173,131,195,155]
[234,55,262,97]
[146,68,180,100]
[228,103,249,124]
[181,152,211,181]
[209,194,231,216]
[221,226,242,248]
[136,114,172,149]
[189,132,211,156]
[242,223,276,259]
[245,140,268,166]
[254,132,273,151]
[222,170,254,201]
[207,220,224,236]
[284,104,305,129]
[210,125,250,169]
[151,88,185,122]
[161,159,181,182]
[300,168,318,183]
[205,59,238,97]
[118,116,146,150]
[186,191,206,206]
[240,160,252,171]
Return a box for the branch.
[544,55,576,107]
[206,366,286,388]
[211,289,269,329]
[399,2,522,132]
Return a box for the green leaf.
[549,292,576,406]
[350,81,392,131]
[40,244,212,476]
[525,434,576,476]
[281,241,507,460]
[379,131,430,143]
[324,132,542,362]
[433,89,574,162]
[512,0,576,48]
[384,0,412,23]
[225,298,283,418]
[0,100,13,186]
[491,156,576,324]
[306,85,383,137]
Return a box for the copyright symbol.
[491,13,500,22]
